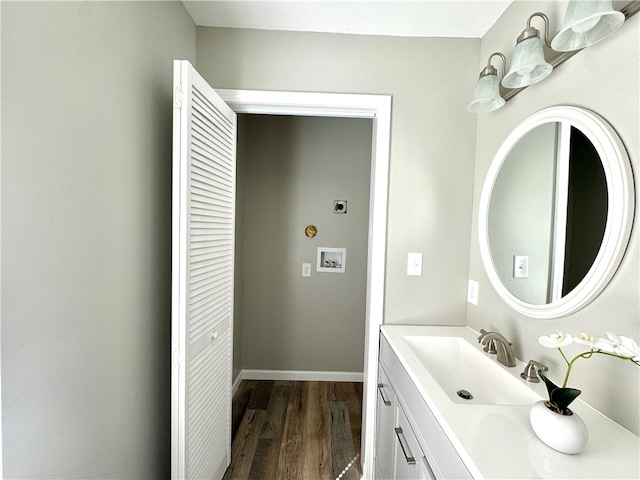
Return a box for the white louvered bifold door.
[171,60,236,480]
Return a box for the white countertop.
[381,325,640,479]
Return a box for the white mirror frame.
[479,106,635,318]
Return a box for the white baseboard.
[232,369,363,394]
[231,372,244,395]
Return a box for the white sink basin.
[402,335,541,405]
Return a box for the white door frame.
[217,89,390,480]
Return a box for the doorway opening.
[217,89,391,480]
[234,114,372,379]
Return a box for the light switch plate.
[513,255,529,278]
[467,279,479,305]
[407,252,422,276]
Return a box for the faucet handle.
[478,330,498,353]
[477,329,491,343]
[483,338,498,354]
[520,360,548,383]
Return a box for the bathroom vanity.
[376,325,640,479]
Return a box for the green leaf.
[538,370,581,413]
[550,387,581,411]
[539,370,559,398]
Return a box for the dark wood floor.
[223,380,363,480]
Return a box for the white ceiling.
[182,1,514,39]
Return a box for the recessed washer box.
[317,247,346,273]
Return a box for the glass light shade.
[502,36,552,89]
[467,74,505,113]
[551,0,624,51]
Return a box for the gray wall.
[469,0,640,435]
[1,2,195,477]
[235,115,372,373]
[196,27,480,326]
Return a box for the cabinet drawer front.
[395,407,436,480]
[380,335,472,479]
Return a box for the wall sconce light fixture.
[469,2,636,114]
[467,52,507,113]
[551,0,624,51]
[502,12,553,89]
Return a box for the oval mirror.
[479,106,634,318]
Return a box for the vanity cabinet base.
[375,334,472,480]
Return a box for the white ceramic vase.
[529,400,589,454]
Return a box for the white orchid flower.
[605,331,640,359]
[573,332,596,347]
[573,331,640,359]
[592,337,617,354]
[539,331,573,348]
[573,332,616,353]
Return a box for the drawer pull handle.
[422,455,437,479]
[394,427,416,465]
[377,383,392,406]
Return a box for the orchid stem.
[558,348,573,387]
[559,348,639,388]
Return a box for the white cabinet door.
[376,364,396,479]
[172,59,237,480]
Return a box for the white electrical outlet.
[467,279,479,305]
[407,253,422,276]
[302,263,311,277]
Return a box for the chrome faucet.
[477,329,517,367]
